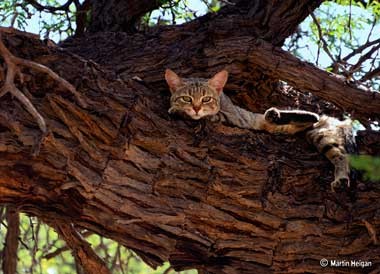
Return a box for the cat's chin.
[189,115,203,120]
[189,111,218,120]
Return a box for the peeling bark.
[63,4,379,123]
[0,30,379,273]
[1,0,380,272]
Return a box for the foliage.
[350,155,380,181]
[0,0,77,40]
[0,212,197,274]
[0,0,220,39]
[284,0,380,90]
[140,0,219,27]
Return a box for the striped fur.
[168,78,221,120]
[306,116,353,191]
[165,69,353,191]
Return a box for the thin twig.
[310,12,336,63]
[348,43,380,78]
[366,17,376,43]
[362,219,378,245]
[25,0,74,13]
[360,67,380,82]
[342,38,380,63]
[219,0,235,5]
[348,0,352,40]
[42,230,93,259]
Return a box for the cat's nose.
[193,106,201,113]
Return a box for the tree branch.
[310,11,336,63]
[342,38,380,63]
[348,43,380,78]
[89,0,163,32]
[1,10,380,274]
[74,0,91,37]
[2,207,20,274]
[247,40,380,119]
[42,231,93,259]
[0,28,87,109]
[52,222,111,274]
[0,32,47,134]
[25,0,74,13]
[64,22,378,123]
[360,66,380,82]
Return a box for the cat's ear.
[208,70,228,95]
[165,69,183,93]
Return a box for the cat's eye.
[202,96,213,103]
[180,96,192,103]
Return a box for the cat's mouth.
[191,114,203,120]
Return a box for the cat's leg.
[324,145,350,192]
[306,117,353,192]
[263,107,318,134]
[264,107,283,124]
[264,107,320,125]
[263,123,312,135]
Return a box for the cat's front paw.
[331,177,350,192]
[264,107,281,124]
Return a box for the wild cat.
[165,69,354,192]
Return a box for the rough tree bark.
[88,0,162,33]
[2,208,19,274]
[1,0,380,273]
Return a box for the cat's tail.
[306,116,355,192]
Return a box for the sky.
[3,0,377,72]
[0,1,378,122]
[0,0,378,92]
[14,0,209,41]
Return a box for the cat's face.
[165,69,228,120]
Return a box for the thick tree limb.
[1,0,380,270]
[88,0,163,32]
[1,31,380,274]
[52,222,111,274]
[244,39,380,120]
[2,207,20,274]
[66,31,379,122]
[87,0,322,41]
[61,0,377,123]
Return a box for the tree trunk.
[1,0,380,273]
[88,0,162,33]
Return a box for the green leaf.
[350,155,380,181]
